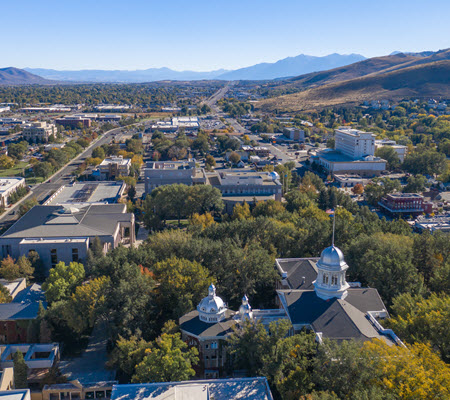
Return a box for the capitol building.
[180,243,402,378]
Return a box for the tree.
[364,178,401,206]
[92,146,105,160]
[62,276,110,334]
[385,293,450,362]
[192,135,209,155]
[0,284,12,303]
[0,255,20,280]
[228,151,241,165]
[91,236,104,258]
[13,350,28,388]
[346,233,424,305]
[152,257,213,321]
[18,197,38,217]
[132,331,199,383]
[17,255,34,281]
[352,183,364,195]
[205,154,216,169]
[0,154,15,169]
[363,340,450,400]
[127,185,136,202]
[403,174,428,193]
[188,212,215,229]
[42,261,85,303]
[232,202,252,220]
[403,146,447,176]
[375,146,401,170]
[33,161,53,178]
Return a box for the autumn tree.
[228,151,241,165]
[351,183,364,195]
[132,331,199,383]
[42,261,85,303]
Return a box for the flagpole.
[332,212,335,246]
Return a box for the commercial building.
[144,160,206,193]
[0,204,134,274]
[92,156,131,180]
[93,105,130,112]
[0,343,59,369]
[150,117,200,133]
[0,107,10,114]
[207,170,282,213]
[110,378,274,400]
[0,178,26,208]
[283,127,305,142]
[55,116,91,129]
[44,182,126,207]
[0,279,47,343]
[414,214,450,232]
[22,122,56,143]
[379,193,433,217]
[314,127,386,177]
[20,107,71,113]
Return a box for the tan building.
[93,156,131,180]
[22,122,56,143]
[42,381,116,400]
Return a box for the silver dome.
[317,245,347,270]
[197,284,225,315]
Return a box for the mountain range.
[258,49,450,111]
[0,67,52,85]
[22,53,366,83]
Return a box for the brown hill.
[258,60,450,112]
[260,49,450,95]
[0,67,52,85]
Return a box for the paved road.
[0,125,124,228]
[204,82,232,111]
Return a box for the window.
[50,249,57,268]
[72,248,79,262]
[211,342,218,349]
[331,275,338,285]
[322,274,329,285]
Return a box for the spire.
[208,284,216,298]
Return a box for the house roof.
[111,377,274,400]
[0,283,46,321]
[1,204,131,239]
[277,288,393,344]
[276,258,319,289]
[179,310,237,339]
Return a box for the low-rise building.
[144,160,206,193]
[93,156,131,180]
[375,139,408,162]
[0,178,26,208]
[55,116,91,129]
[22,122,56,143]
[414,214,450,232]
[110,378,274,400]
[283,127,305,142]
[43,381,117,400]
[0,204,134,274]
[0,368,14,391]
[379,193,433,217]
[0,280,47,343]
[0,343,59,369]
[0,389,30,400]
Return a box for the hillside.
[259,49,450,95]
[0,67,52,85]
[258,60,450,112]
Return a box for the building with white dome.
[180,243,402,378]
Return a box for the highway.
[0,125,125,228]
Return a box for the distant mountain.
[24,53,366,83]
[259,49,450,95]
[258,58,450,112]
[24,67,229,83]
[0,67,52,85]
[216,53,366,80]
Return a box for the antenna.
[332,211,335,246]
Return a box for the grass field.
[0,161,28,178]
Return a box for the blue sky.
[2,0,449,71]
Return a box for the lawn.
[0,161,29,178]
[165,219,189,228]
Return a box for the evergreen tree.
[13,351,28,389]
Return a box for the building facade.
[93,156,131,180]
[379,193,433,217]
[0,178,26,208]
[22,122,56,143]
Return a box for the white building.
[22,122,56,143]
[375,140,408,162]
[93,156,131,180]
[0,107,10,114]
[0,178,26,208]
[335,127,375,159]
[314,127,386,177]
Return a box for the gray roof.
[276,258,319,289]
[278,288,392,343]
[0,283,46,321]
[179,310,237,339]
[111,377,274,400]
[1,204,131,239]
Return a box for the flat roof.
[45,182,124,205]
[0,390,30,400]
[0,178,25,194]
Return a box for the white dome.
[269,171,280,181]
[317,245,346,271]
[197,284,227,323]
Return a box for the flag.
[326,209,335,216]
